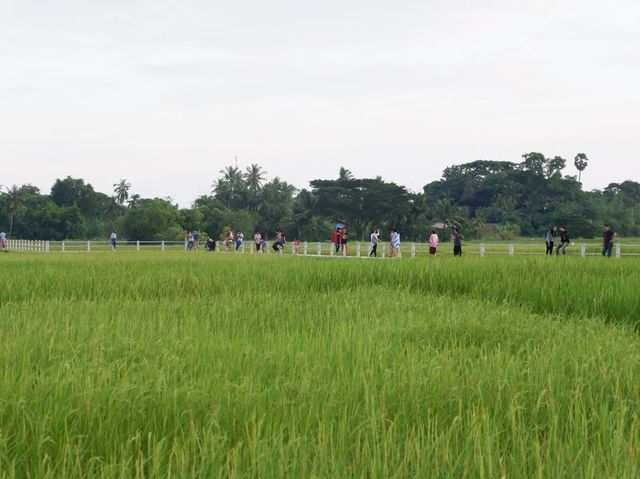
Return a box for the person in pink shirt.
[428,230,439,256]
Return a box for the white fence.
[3,239,50,252]
[5,239,640,258]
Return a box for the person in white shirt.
[0,231,6,251]
[110,231,117,250]
[254,232,262,252]
[369,229,379,257]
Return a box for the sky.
[2,0,640,207]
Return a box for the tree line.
[2,153,639,241]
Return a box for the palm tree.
[113,179,131,205]
[220,166,244,186]
[433,199,465,229]
[244,164,266,194]
[338,167,354,181]
[6,185,20,238]
[127,194,141,209]
[574,153,589,183]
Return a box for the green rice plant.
[0,253,639,477]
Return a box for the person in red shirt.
[331,227,341,254]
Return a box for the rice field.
[1,252,640,478]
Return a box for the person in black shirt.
[602,224,616,257]
[556,227,570,256]
[452,226,463,256]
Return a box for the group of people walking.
[367,226,464,258]
[544,224,616,257]
[101,223,619,258]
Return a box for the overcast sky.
[2,0,639,207]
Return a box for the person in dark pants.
[556,227,570,255]
[369,229,379,257]
[452,227,463,256]
[545,226,557,255]
[602,224,616,257]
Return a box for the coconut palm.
[338,167,354,181]
[127,194,141,209]
[244,164,266,194]
[113,179,131,205]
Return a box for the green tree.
[574,153,589,182]
[113,179,131,205]
[520,152,546,176]
[545,156,566,178]
[6,185,20,238]
[121,198,182,240]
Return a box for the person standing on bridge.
[556,227,570,256]
[390,229,401,257]
[602,224,616,257]
[452,226,463,256]
[545,226,557,255]
[428,230,439,256]
[370,229,379,257]
[340,227,349,256]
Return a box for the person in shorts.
[340,228,348,256]
[192,230,200,250]
[602,224,616,257]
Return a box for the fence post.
[330,243,334,256]
[480,244,485,257]
[616,245,621,258]
[61,241,65,252]
[136,240,140,251]
[87,241,91,252]
[382,243,386,258]
[46,241,50,252]
[509,244,514,256]
[316,242,321,256]
[161,240,165,251]
[356,243,361,257]
[580,244,586,257]
[303,242,308,256]
[411,242,416,259]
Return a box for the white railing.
[6,239,640,258]
[3,239,50,252]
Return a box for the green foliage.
[121,198,182,240]
[3,152,639,241]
